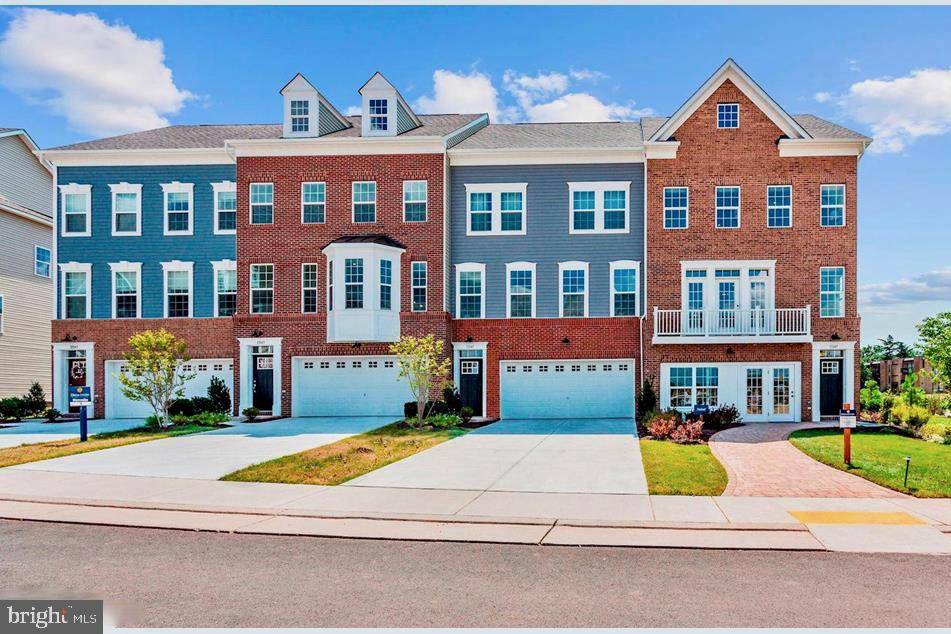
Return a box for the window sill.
[465,231,526,237]
[61,232,91,238]
[111,231,141,237]
[569,228,630,235]
[163,231,194,237]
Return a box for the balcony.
[652,306,812,344]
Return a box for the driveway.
[347,418,648,495]
[0,419,144,449]
[6,417,388,480]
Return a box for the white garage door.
[292,356,413,417]
[500,359,635,419]
[105,359,234,419]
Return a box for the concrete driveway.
[6,417,388,479]
[347,418,648,495]
[0,418,144,449]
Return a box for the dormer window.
[369,99,388,131]
[359,72,421,137]
[280,72,351,138]
[290,100,310,133]
[717,103,739,128]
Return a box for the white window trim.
[249,182,274,226]
[402,180,428,223]
[411,260,428,312]
[455,262,486,319]
[34,245,51,278]
[352,181,377,224]
[108,182,142,237]
[160,182,194,236]
[505,261,536,319]
[464,183,528,236]
[609,260,641,317]
[59,262,92,319]
[301,262,319,313]
[301,181,326,225]
[558,260,589,318]
[211,259,237,318]
[211,181,237,236]
[820,183,847,227]
[717,103,740,129]
[161,260,194,318]
[109,261,142,319]
[250,263,275,315]
[363,95,392,137]
[766,184,793,229]
[819,266,846,318]
[663,186,689,230]
[289,98,311,134]
[567,181,631,235]
[59,183,91,238]
[679,260,776,312]
[715,185,741,229]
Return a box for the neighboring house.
[870,357,944,393]
[0,128,54,398]
[40,59,869,422]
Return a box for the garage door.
[105,359,234,419]
[500,359,635,419]
[292,356,413,417]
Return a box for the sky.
[1,5,948,346]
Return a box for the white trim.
[161,260,194,318]
[301,262,319,314]
[716,102,740,129]
[714,185,741,229]
[411,260,428,313]
[663,186,689,229]
[609,260,641,317]
[238,337,283,416]
[643,141,680,160]
[567,181,631,235]
[41,148,232,167]
[51,341,95,413]
[679,259,776,314]
[249,182,274,226]
[819,266,846,318]
[108,182,142,237]
[108,261,142,319]
[449,147,646,166]
[160,182,194,236]
[505,261,536,319]
[211,181,237,236]
[227,137,447,157]
[452,341,488,417]
[300,181,326,224]
[820,183,847,227]
[402,179,428,223]
[59,261,91,319]
[34,245,51,278]
[464,182,527,236]
[250,263,275,315]
[778,138,869,158]
[211,259,236,318]
[455,262,486,319]
[558,260,589,318]
[811,341,856,422]
[351,181,377,224]
[766,184,793,229]
[58,183,91,237]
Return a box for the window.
[411,261,427,312]
[352,181,376,223]
[301,182,325,224]
[60,184,91,237]
[161,182,193,236]
[821,184,845,227]
[696,367,719,405]
[767,185,792,228]
[670,366,719,408]
[212,260,237,317]
[369,98,388,131]
[110,183,141,236]
[715,186,740,228]
[34,246,51,278]
[110,263,141,319]
[456,263,485,319]
[403,180,427,222]
[717,103,739,128]
[506,262,535,318]
[820,266,845,317]
[610,260,639,316]
[250,183,274,225]
[559,261,588,318]
[663,187,688,229]
[379,259,392,310]
[162,262,192,318]
[212,182,237,235]
[344,258,364,309]
[302,263,318,313]
[465,184,527,236]
[290,99,309,133]
[568,182,631,234]
[250,264,274,314]
[61,264,90,319]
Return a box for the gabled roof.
[279,72,352,131]
[0,127,52,173]
[648,58,811,142]
[359,71,422,128]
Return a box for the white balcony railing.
[653,306,812,341]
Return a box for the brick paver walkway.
[710,424,904,498]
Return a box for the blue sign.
[68,386,92,406]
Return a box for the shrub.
[898,372,926,407]
[20,382,47,417]
[670,421,704,443]
[207,376,231,413]
[404,400,447,420]
[645,410,681,439]
[860,410,884,424]
[242,406,261,422]
[636,378,658,422]
[426,413,461,429]
[193,411,229,425]
[43,408,61,423]
[860,380,885,412]
[889,402,931,429]
[170,414,191,426]
[404,401,418,420]
[459,406,474,425]
[921,393,946,416]
[189,396,215,414]
[881,391,898,422]
[703,404,741,430]
[0,397,23,421]
[441,386,463,414]
[920,420,951,444]
[168,398,196,417]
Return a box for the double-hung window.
[61,263,91,319]
[110,183,141,236]
[344,258,364,308]
[250,183,274,225]
[250,264,274,314]
[568,182,631,234]
[34,246,51,278]
[302,263,318,313]
[403,180,427,222]
[110,262,141,319]
[162,261,193,318]
[465,184,527,236]
[663,187,688,229]
[610,260,639,316]
[456,263,485,319]
[820,266,845,317]
[352,182,376,223]
[411,261,427,312]
[669,366,719,408]
[715,186,740,228]
[767,185,792,228]
[821,184,845,227]
[301,182,325,224]
[379,260,393,310]
[369,99,388,131]
[161,182,194,236]
[212,182,237,234]
[559,261,588,318]
[60,184,91,237]
[717,103,739,128]
[290,100,309,133]
[212,260,237,317]
[696,367,719,405]
[506,262,535,318]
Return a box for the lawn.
[0,424,221,469]
[639,439,728,496]
[789,427,951,498]
[222,422,468,486]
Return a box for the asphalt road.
[1,519,948,628]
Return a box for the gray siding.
[449,163,645,319]
[0,134,52,215]
[318,102,348,137]
[396,102,417,135]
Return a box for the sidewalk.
[0,469,948,553]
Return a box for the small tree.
[207,376,232,414]
[390,334,451,428]
[859,380,884,412]
[21,382,47,417]
[117,329,195,428]
[636,377,658,422]
[898,372,925,407]
[917,311,951,390]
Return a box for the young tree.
[390,334,451,428]
[117,329,195,428]
[917,311,951,390]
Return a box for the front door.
[743,365,795,421]
[717,280,738,332]
[459,359,483,416]
[820,358,844,416]
[67,353,87,413]
[252,354,274,411]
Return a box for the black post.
[903,456,911,489]
[79,405,88,442]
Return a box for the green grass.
[639,439,728,496]
[789,427,951,498]
[0,424,221,469]
[222,422,468,486]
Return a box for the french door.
[743,364,796,421]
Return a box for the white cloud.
[569,68,608,82]
[814,91,832,103]
[525,93,652,123]
[0,9,192,136]
[860,267,951,306]
[502,70,569,110]
[414,69,514,122]
[344,105,361,116]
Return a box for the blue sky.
[2,5,949,346]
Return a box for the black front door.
[253,355,274,411]
[459,359,483,416]
[67,357,87,414]
[819,359,844,416]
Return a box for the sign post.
[68,386,92,442]
[839,403,857,466]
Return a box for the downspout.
[640,153,648,392]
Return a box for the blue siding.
[56,164,236,319]
[449,163,645,319]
